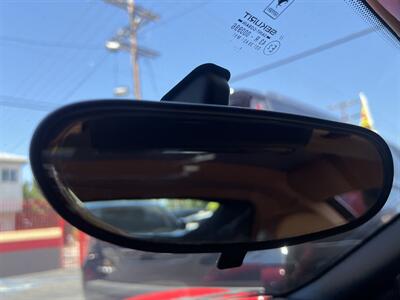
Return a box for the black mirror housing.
[30,100,393,268]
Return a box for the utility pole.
[105,0,159,99]
[328,98,360,123]
[128,0,141,99]
[329,93,377,132]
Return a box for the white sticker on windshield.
[230,11,284,56]
[264,0,295,19]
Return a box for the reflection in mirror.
[41,112,385,244]
[84,198,258,242]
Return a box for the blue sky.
[0,0,399,181]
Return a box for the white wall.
[0,162,24,213]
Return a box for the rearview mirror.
[30,100,393,267]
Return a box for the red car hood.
[124,287,270,300]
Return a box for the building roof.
[0,152,28,164]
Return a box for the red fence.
[0,197,89,273]
[14,198,59,230]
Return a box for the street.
[0,268,84,300]
[0,267,263,300]
[0,267,192,300]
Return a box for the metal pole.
[127,0,141,99]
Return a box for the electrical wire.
[62,52,110,100]
[16,3,96,98]
[143,58,159,97]
[28,7,108,100]
[140,1,210,36]
[0,36,101,50]
[113,52,119,87]
[35,8,120,101]
[0,95,57,111]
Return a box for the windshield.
[1,1,399,299]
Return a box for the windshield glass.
[1,1,399,299]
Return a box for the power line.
[231,27,376,83]
[15,4,96,98]
[62,52,110,100]
[113,51,119,87]
[15,4,119,102]
[140,1,210,36]
[27,7,116,101]
[143,58,159,96]
[31,8,111,100]
[0,95,57,111]
[0,36,101,50]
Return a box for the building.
[0,152,27,230]
[0,153,64,277]
[229,89,335,120]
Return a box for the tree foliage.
[23,180,44,200]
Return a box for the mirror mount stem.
[217,250,247,270]
[161,63,231,106]
[161,64,247,270]
[161,64,247,269]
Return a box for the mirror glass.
[40,110,386,244]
